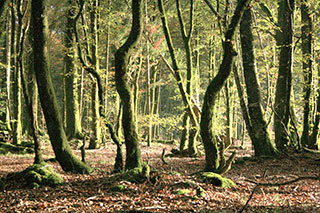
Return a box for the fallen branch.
[246,176,320,186]
[239,176,320,213]
[303,147,320,154]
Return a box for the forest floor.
[0,139,320,212]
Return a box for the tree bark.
[11,1,22,145]
[114,0,144,170]
[31,0,92,173]
[274,0,295,151]
[200,0,251,172]
[65,0,83,140]
[5,9,12,132]
[300,1,313,147]
[239,7,278,156]
[88,0,102,149]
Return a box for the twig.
[246,176,320,186]
[239,175,319,212]
[238,184,260,213]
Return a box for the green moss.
[201,172,236,188]
[30,182,40,189]
[11,163,64,187]
[26,171,42,184]
[111,184,126,192]
[122,167,143,183]
[174,189,191,195]
[196,187,206,197]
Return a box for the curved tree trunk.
[114,0,144,170]
[239,7,278,156]
[200,0,251,172]
[31,0,92,174]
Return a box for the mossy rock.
[201,172,236,188]
[10,163,64,187]
[111,184,126,192]
[174,189,191,195]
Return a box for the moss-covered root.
[201,172,236,188]
[8,163,64,188]
[122,164,150,183]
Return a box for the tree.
[239,6,278,156]
[31,0,92,174]
[64,0,83,140]
[200,0,251,172]
[176,0,198,156]
[300,1,313,148]
[114,0,144,170]
[11,0,22,145]
[274,0,295,151]
[158,0,199,134]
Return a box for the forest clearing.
[1,141,319,212]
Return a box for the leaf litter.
[0,141,319,212]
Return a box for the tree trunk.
[200,0,251,172]
[239,7,278,156]
[88,0,102,149]
[11,2,22,145]
[65,0,83,140]
[300,2,313,147]
[88,81,102,149]
[31,0,92,174]
[5,10,12,132]
[274,0,294,151]
[158,0,198,129]
[114,0,144,170]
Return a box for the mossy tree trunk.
[88,0,102,149]
[17,0,44,164]
[300,1,313,148]
[89,81,102,149]
[65,0,83,140]
[31,0,92,174]
[239,7,278,156]
[114,0,144,170]
[310,84,320,150]
[11,2,22,145]
[200,0,251,172]
[5,8,12,132]
[274,0,295,151]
